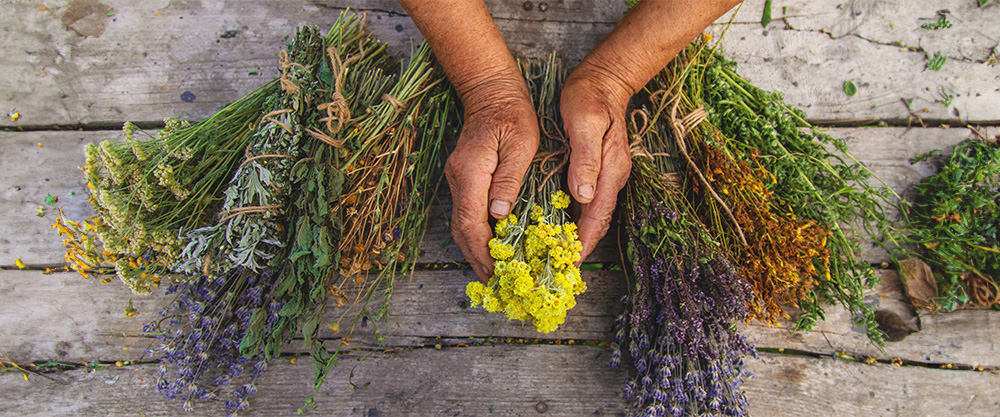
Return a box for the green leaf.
[44,194,58,205]
[927,54,947,71]
[843,80,857,96]
[762,0,773,27]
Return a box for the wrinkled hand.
[445,81,539,281]
[561,66,634,262]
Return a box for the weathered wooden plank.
[745,354,1000,417]
[4,0,998,127]
[4,267,998,369]
[0,269,162,362]
[0,127,973,265]
[712,0,1000,123]
[1,348,997,417]
[0,0,620,128]
[748,270,1000,368]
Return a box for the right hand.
[445,79,539,282]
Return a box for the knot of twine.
[628,109,672,162]
[381,93,405,110]
[278,49,307,96]
[660,92,747,247]
[305,43,366,148]
[532,116,570,192]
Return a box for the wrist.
[564,59,635,110]
[457,74,534,118]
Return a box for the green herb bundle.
[81,84,278,292]
[902,136,999,310]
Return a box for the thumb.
[564,111,608,205]
[488,136,536,219]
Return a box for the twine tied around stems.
[627,99,679,191]
[660,92,747,247]
[278,49,306,95]
[217,204,285,222]
[305,43,366,148]
[627,108,672,161]
[381,93,405,110]
[260,109,295,134]
[532,116,570,192]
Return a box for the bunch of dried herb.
[465,54,586,333]
[57,12,458,416]
[614,101,755,416]
[901,134,999,310]
[273,43,457,406]
[75,84,278,292]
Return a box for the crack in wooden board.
[3,269,997,368]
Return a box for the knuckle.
[571,153,602,177]
[489,175,522,197]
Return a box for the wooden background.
[2,0,999,416]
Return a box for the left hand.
[560,64,634,262]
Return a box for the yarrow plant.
[466,54,585,333]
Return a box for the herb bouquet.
[54,12,458,415]
[466,54,586,333]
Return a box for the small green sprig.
[902,136,1000,310]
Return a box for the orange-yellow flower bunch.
[51,208,157,291]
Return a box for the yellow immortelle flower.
[550,190,570,209]
[530,204,545,223]
[469,185,586,333]
[488,239,515,260]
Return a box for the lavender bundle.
[613,104,755,416]
[147,268,282,414]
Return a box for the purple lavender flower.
[146,265,289,416]
[615,183,756,417]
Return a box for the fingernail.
[578,184,595,200]
[490,199,511,217]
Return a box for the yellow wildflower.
[550,190,570,209]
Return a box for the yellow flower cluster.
[52,209,159,293]
[466,191,586,333]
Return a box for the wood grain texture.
[3,0,998,127]
[0,0,622,128]
[712,0,1000,123]
[1,348,998,417]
